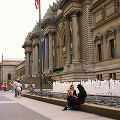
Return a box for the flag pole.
[39,0,42,91]
[2,65,3,84]
[2,54,3,84]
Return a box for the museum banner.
[41,30,45,58]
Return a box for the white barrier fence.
[53,79,120,96]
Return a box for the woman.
[67,85,76,104]
[16,80,22,97]
[63,84,87,111]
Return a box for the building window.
[99,74,102,80]
[113,73,116,80]
[98,44,102,61]
[96,74,102,80]
[8,73,11,80]
[97,75,99,80]
[63,36,66,45]
[110,39,115,58]
[109,73,112,79]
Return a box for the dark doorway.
[8,73,11,80]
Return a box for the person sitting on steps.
[63,84,87,111]
[67,85,77,108]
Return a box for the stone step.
[22,93,120,120]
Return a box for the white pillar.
[32,46,35,75]
[72,11,79,63]
[45,34,49,72]
[49,31,53,72]
[35,44,39,74]
[26,52,30,74]
[64,16,71,65]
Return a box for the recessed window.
[110,39,115,58]
[109,73,112,79]
[96,74,102,80]
[99,74,102,80]
[63,36,66,45]
[98,44,102,61]
[8,73,11,80]
[113,73,116,80]
[97,75,99,80]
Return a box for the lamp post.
[39,0,42,91]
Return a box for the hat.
[77,84,82,88]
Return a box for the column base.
[49,68,53,74]
[72,59,80,64]
[70,62,83,72]
[63,64,70,72]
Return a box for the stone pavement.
[0,90,115,120]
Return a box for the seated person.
[67,85,77,104]
[29,86,34,94]
[63,84,87,111]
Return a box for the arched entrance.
[8,73,11,80]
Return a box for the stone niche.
[106,4,115,17]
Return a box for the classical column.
[64,16,71,65]
[26,51,30,74]
[49,31,53,72]
[32,46,35,75]
[35,44,39,74]
[54,32,58,68]
[25,52,27,75]
[71,11,79,63]
[45,34,49,72]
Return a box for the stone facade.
[0,60,25,83]
[22,0,120,82]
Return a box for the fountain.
[53,79,120,96]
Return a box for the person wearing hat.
[63,84,87,111]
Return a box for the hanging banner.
[41,30,45,58]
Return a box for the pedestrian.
[11,81,14,91]
[14,80,17,97]
[16,80,22,97]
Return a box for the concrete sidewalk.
[1,90,115,120]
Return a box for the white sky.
[0,0,56,61]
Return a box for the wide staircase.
[21,77,53,90]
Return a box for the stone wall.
[35,91,120,108]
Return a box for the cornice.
[42,19,56,28]
[90,0,105,11]
[55,12,63,23]
[22,42,32,48]
[29,33,39,40]
[92,13,120,31]
[58,0,70,10]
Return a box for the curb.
[22,93,120,120]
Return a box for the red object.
[1,54,3,66]
[76,99,84,104]
[35,0,40,9]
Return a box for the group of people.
[13,80,22,97]
[63,84,87,111]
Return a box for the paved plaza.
[0,90,115,120]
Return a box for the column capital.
[44,33,48,37]
[48,30,54,35]
[70,9,81,17]
[34,43,39,46]
[25,50,31,54]
[63,15,70,22]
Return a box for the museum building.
[1,0,120,83]
[22,0,120,82]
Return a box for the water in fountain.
[53,79,120,96]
